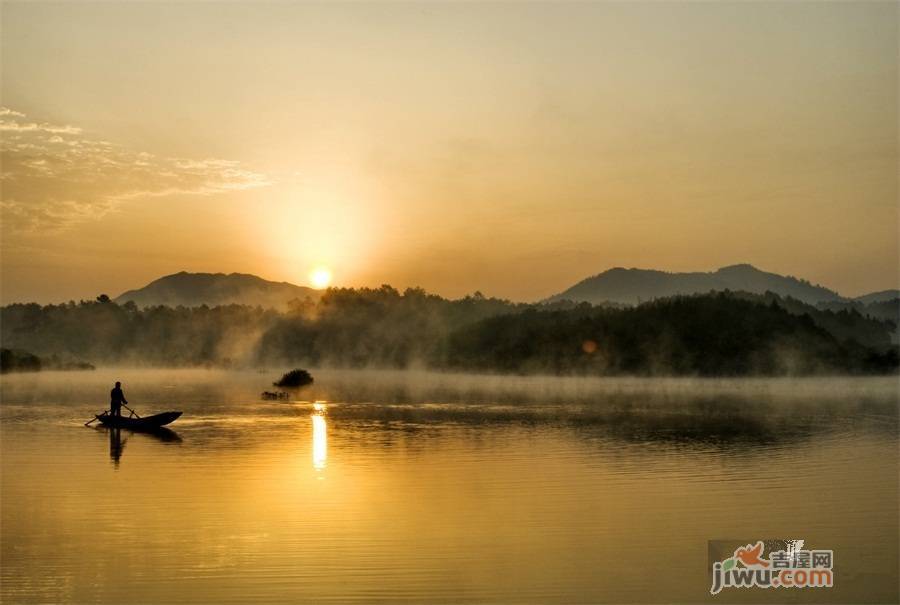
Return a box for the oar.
[85,411,107,426]
[84,403,140,425]
[121,403,141,419]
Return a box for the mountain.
[854,290,900,305]
[115,272,319,309]
[546,264,844,306]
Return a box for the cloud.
[0,120,82,135]
[0,108,273,232]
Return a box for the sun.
[310,267,332,289]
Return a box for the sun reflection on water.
[311,402,327,472]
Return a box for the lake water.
[1,369,897,604]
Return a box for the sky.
[1,1,897,304]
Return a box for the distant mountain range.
[547,264,871,306]
[115,272,319,309]
[113,265,895,311]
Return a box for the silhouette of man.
[110,381,128,417]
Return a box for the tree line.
[1,287,896,375]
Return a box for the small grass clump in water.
[274,369,314,388]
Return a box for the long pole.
[121,403,141,418]
[85,402,140,426]
[85,414,102,426]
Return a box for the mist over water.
[1,370,897,603]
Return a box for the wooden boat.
[96,411,182,430]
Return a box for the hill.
[854,290,900,305]
[546,264,843,306]
[817,296,900,343]
[115,272,319,309]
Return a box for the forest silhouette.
[1,287,896,376]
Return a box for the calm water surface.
[1,370,897,604]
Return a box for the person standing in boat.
[110,381,128,417]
